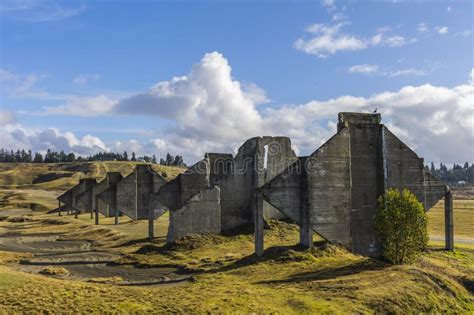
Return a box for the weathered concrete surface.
[261,112,449,258]
[445,188,454,250]
[57,190,73,213]
[308,128,352,250]
[154,136,297,243]
[116,165,167,221]
[216,137,297,229]
[94,172,123,217]
[166,186,221,243]
[60,178,96,215]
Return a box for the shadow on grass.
[113,236,167,248]
[256,259,386,285]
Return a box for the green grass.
[0,162,186,191]
[0,211,472,313]
[427,199,474,240]
[0,163,472,313]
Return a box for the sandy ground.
[0,208,191,286]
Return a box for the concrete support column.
[114,208,119,225]
[95,208,99,225]
[148,209,154,241]
[148,220,154,241]
[299,217,312,248]
[94,196,99,225]
[299,158,313,249]
[444,187,454,251]
[73,199,78,219]
[254,189,264,257]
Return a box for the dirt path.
[0,218,191,286]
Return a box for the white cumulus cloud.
[33,53,474,164]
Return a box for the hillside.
[0,162,186,191]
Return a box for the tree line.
[426,162,474,185]
[0,149,186,167]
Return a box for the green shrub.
[375,189,428,264]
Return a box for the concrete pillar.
[114,208,119,225]
[95,208,99,225]
[300,215,313,248]
[58,201,61,216]
[148,208,154,241]
[299,159,313,249]
[73,198,78,219]
[444,187,454,251]
[148,220,154,241]
[254,189,264,257]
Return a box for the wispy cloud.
[73,73,100,85]
[295,22,414,58]
[349,64,379,74]
[0,68,50,98]
[417,23,428,33]
[435,26,449,34]
[321,0,336,11]
[294,23,367,58]
[0,0,85,22]
[388,68,426,77]
[348,64,427,77]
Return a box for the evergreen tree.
[33,152,43,163]
[67,153,76,162]
[131,152,136,161]
[165,153,173,166]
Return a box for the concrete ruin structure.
[152,136,297,242]
[57,178,96,218]
[56,112,454,259]
[257,112,452,258]
[92,172,123,225]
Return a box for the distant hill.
[0,162,186,191]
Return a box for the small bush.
[375,189,428,264]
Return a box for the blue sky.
[0,0,473,164]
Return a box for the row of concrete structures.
[57,112,453,258]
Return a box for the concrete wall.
[214,136,297,230]
[155,136,297,240]
[261,112,447,258]
[167,186,221,242]
[261,158,303,223]
[57,190,73,210]
[348,121,383,257]
[97,185,118,217]
[308,128,352,249]
[116,165,166,220]
[70,179,96,213]
[95,172,122,217]
[424,171,446,210]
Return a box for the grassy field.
[0,161,185,191]
[0,213,472,313]
[0,162,472,313]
